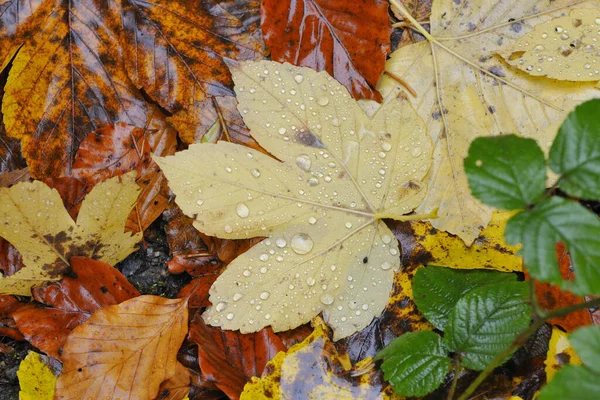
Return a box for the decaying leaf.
[261,0,391,101]
[2,0,149,178]
[156,61,433,340]
[241,323,392,399]
[55,296,188,400]
[13,257,140,358]
[379,0,600,244]
[0,173,141,295]
[545,327,582,381]
[17,351,56,400]
[499,9,600,81]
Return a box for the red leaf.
[0,295,25,340]
[12,257,139,358]
[0,238,24,277]
[261,0,391,101]
[189,312,285,399]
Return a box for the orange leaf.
[13,257,139,358]
[0,294,25,340]
[55,295,188,399]
[155,362,191,400]
[189,312,285,399]
[261,0,391,101]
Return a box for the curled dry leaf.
[156,61,433,340]
[0,173,141,295]
[55,296,188,400]
[261,0,391,101]
[379,0,600,243]
[2,0,149,178]
[119,0,263,144]
[189,312,285,399]
[13,257,140,358]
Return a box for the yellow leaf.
[0,172,141,295]
[241,324,393,399]
[409,211,522,272]
[545,327,582,381]
[499,9,600,81]
[17,351,56,400]
[380,0,599,244]
[55,295,188,400]
[156,61,434,340]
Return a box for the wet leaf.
[16,351,56,400]
[0,294,25,340]
[261,0,391,101]
[2,0,149,178]
[379,0,599,243]
[189,312,285,399]
[55,295,188,399]
[156,60,433,340]
[0,173,141,295]
[155,362,191,400]
[119,0,263,143]
[12,256,139,358]
[241,323,390,399]
[499,10,600,81]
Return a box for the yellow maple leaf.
[156,60,434,340]
[17,351,56,400]
[0,172,141,295]
[380,0,599,244]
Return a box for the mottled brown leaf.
[261,0,391,100]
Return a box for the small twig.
[384,71,418,98]
[212,97,231,142]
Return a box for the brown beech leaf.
[155,362,191,400]
[119,0,263,143]
[2,0,149,179]
[177,274,221,309]
[189,312,285,399]
[0,168,30,188]
[261,0,391,101]
[43,176,89,220]
[55,295,188,400]
[0,237,24,277]
[0,0,42,66]
[12,257,139,358]
[0,295,25,340]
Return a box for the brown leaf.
[261,0,391,101]
[55,295,188,399]
[0,168,29,188]
[189,312,285,399]
[0,1,43,66]
[0,295,25,340]
[155,362,191,400]
[2,0,150,178]
[119,0,263,142]
[43,176,89,220]
[0,237,24,277]
[177,274,221,309]
[12,256,139,358]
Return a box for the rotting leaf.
[2,0,149,178]
[54,295,188,400]
[261,0,391,101]
[189,311,285,399]
[156,60,433,340]
[12,256,139,358]
[379,0,600,244]
[0,173,141,295]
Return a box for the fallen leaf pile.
[0,0,598,399]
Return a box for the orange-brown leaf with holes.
[261,0,391,101]
[55,295,188,399]
[2,0,149,179]
[12,257,139,358]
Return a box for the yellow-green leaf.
[380,0,599,244]
[156,60,433,340]
[0,172,141,295]
[499,9,600,82]
[17,351,56,400]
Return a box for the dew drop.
[243,270,251,277]
[276,238,287,248]
[233,293,244,301]
[260,291,270,300]
[317,97,329,106]
[225,167,232,173]
[381,142,392,151]
[260,266,268,273]
[382,234,392,244]
[348,301,358,310]
[320,293,334,305]
[534,45,545,51]
[306,277,316,286]
[290,233,314,254]
[381,261,392,270]
[196,199,204,206]
[251,169,261,177]
[585,63,592,69]
[226,313,234,320]
[595,18,600,25]
[295,154,312,172]
[278,127,287,135]
[259,253,269,262]
[216,302,227,312]
[236,203,249,218]
[224,224,233,233]
[265,313,271,320]
[345,222,353,229]
[555,26,563,33]
[294,74,304,83]
[541,33,548,39]
[308,177,319,186]
[308,216,317,224]
[331,118,341,127]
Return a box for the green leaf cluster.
[465,99,600,296]
[375,266,530,397]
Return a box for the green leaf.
[375,331,451,397]
[505,197,600,295]
[413,266,517,331]
[539,365,600,400]
[570,326,600,375]
[443,281,531,371]
[465,135,546,210]
[549,100,600,201]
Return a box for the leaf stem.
[458,296,600,400]
[448,358,462,400]
[389,0,435,41]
